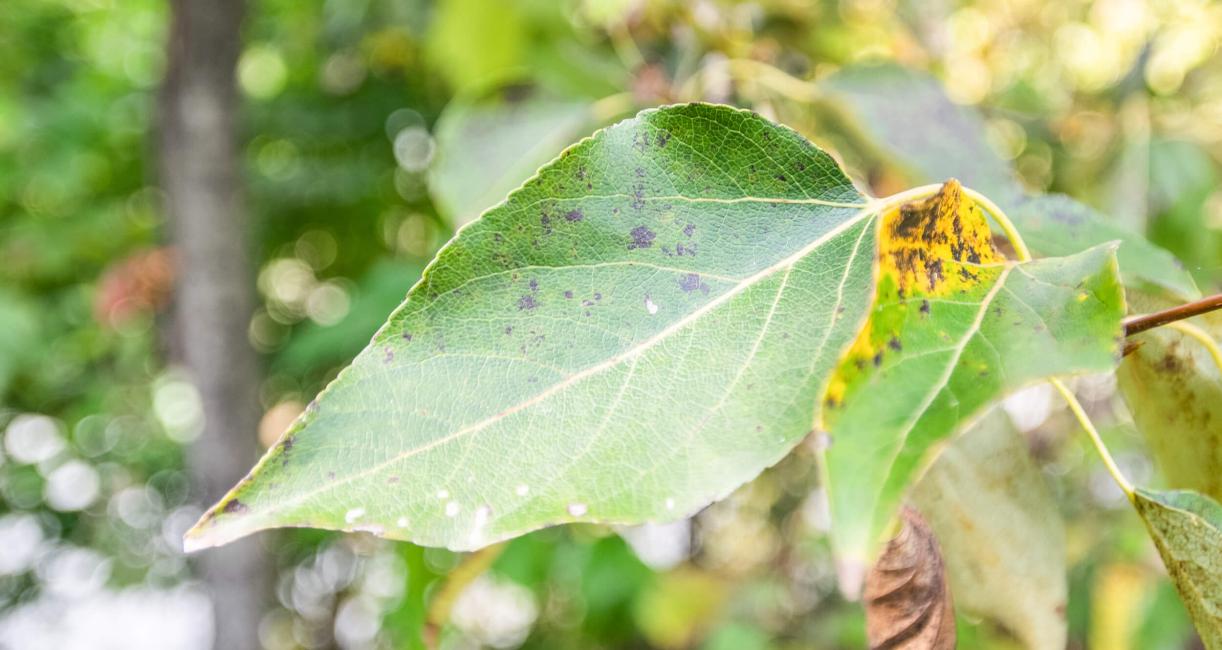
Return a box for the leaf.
[819,181,1125,585]
[1006,194,1199,301]
[821,64,1024,204]
[185,103,881,552]
[1132,488,1222,648]
[863,507,956,650]
[820,64,1199,300]
[1118,315,1222,501]
[912,408,1067,650]
[429,86,606,227]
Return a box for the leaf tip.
[181,498,260,553]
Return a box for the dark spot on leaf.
[223,500,247,514]
[504,326,513,335]
[775,174,786,182]
[920,300,931,315]
[529,279,538,292]
[679,273,702,292]
[402,332,413,341]
[383,348,394,364]
[628,226,656,250]
[565,209,584,222]
[594,293,602,301]
[564,290,573,299]
[873,352,884,367]
[517,295,538,310]
[656,130,671,147]
[888,337,902,352]
[683,223,695,237]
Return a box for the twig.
[422,543,506,649]
[1123,293,1222,336]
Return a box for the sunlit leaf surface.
[186,104,880,551]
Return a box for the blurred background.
[1,0,1220,648]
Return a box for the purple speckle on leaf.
[517,295,538,310]
[628,226,656,250]
[564,209,584,222]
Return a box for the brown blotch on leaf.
[222,499,248,515]
[864,507,956,650]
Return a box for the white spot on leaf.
[515,484,529,496]
[567,503,588,517]
[345,508,365,524]
[665,497,675,511]
[436,489,449,499]
[445,501,460,517]
[396,517,409,528]
[645,296,658,315]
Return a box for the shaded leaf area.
[913,408,1067,650]
[820,181,1125,579]
[821,64,1199,300]
[864,507,955,650]
[1132,488,1222,649]
[186,103,880,552]
[429,85,609,227]
[1118,315,1222,501]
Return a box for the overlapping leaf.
[819,181,1124,581]
[430,86,610,226]
[821,64,1199,300]
[186,103,881,551]
[1132,488,1222,648]
[1119,314,1222,501]
[913,408,1067,649]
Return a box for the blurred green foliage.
[2,0,1221,648]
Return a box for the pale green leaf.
[820,182,1125,582]
[913,408,1067,650]
[186,103,879,552]
[820,64,1199,300]
[1118,315,1222,501]
[1132,488,1222,649]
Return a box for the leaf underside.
[913,408,1068,650]
[819,182,1124,578]
[187,103,880,551]
[1118,315,1222,502]
[1133,488,1222,649]
[864,507,956,650]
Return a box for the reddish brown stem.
[1124,293,1222,337]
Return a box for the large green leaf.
[1132,488,1222,648]
[821,64,1199,300]
[913,408,1067,650]
[430,86,609,227]
[1118,315,1222,501]
[185,103,880,552]
[819,182,1124,583]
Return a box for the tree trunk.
[159,2,269,649]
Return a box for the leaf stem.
[423,543,505,649]
[958,185,1135,497]
[1123,294,1222,336]
[1050,378,1135,498]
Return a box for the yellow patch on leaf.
[823,180,1005,411]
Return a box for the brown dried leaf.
[864,507,956,650]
